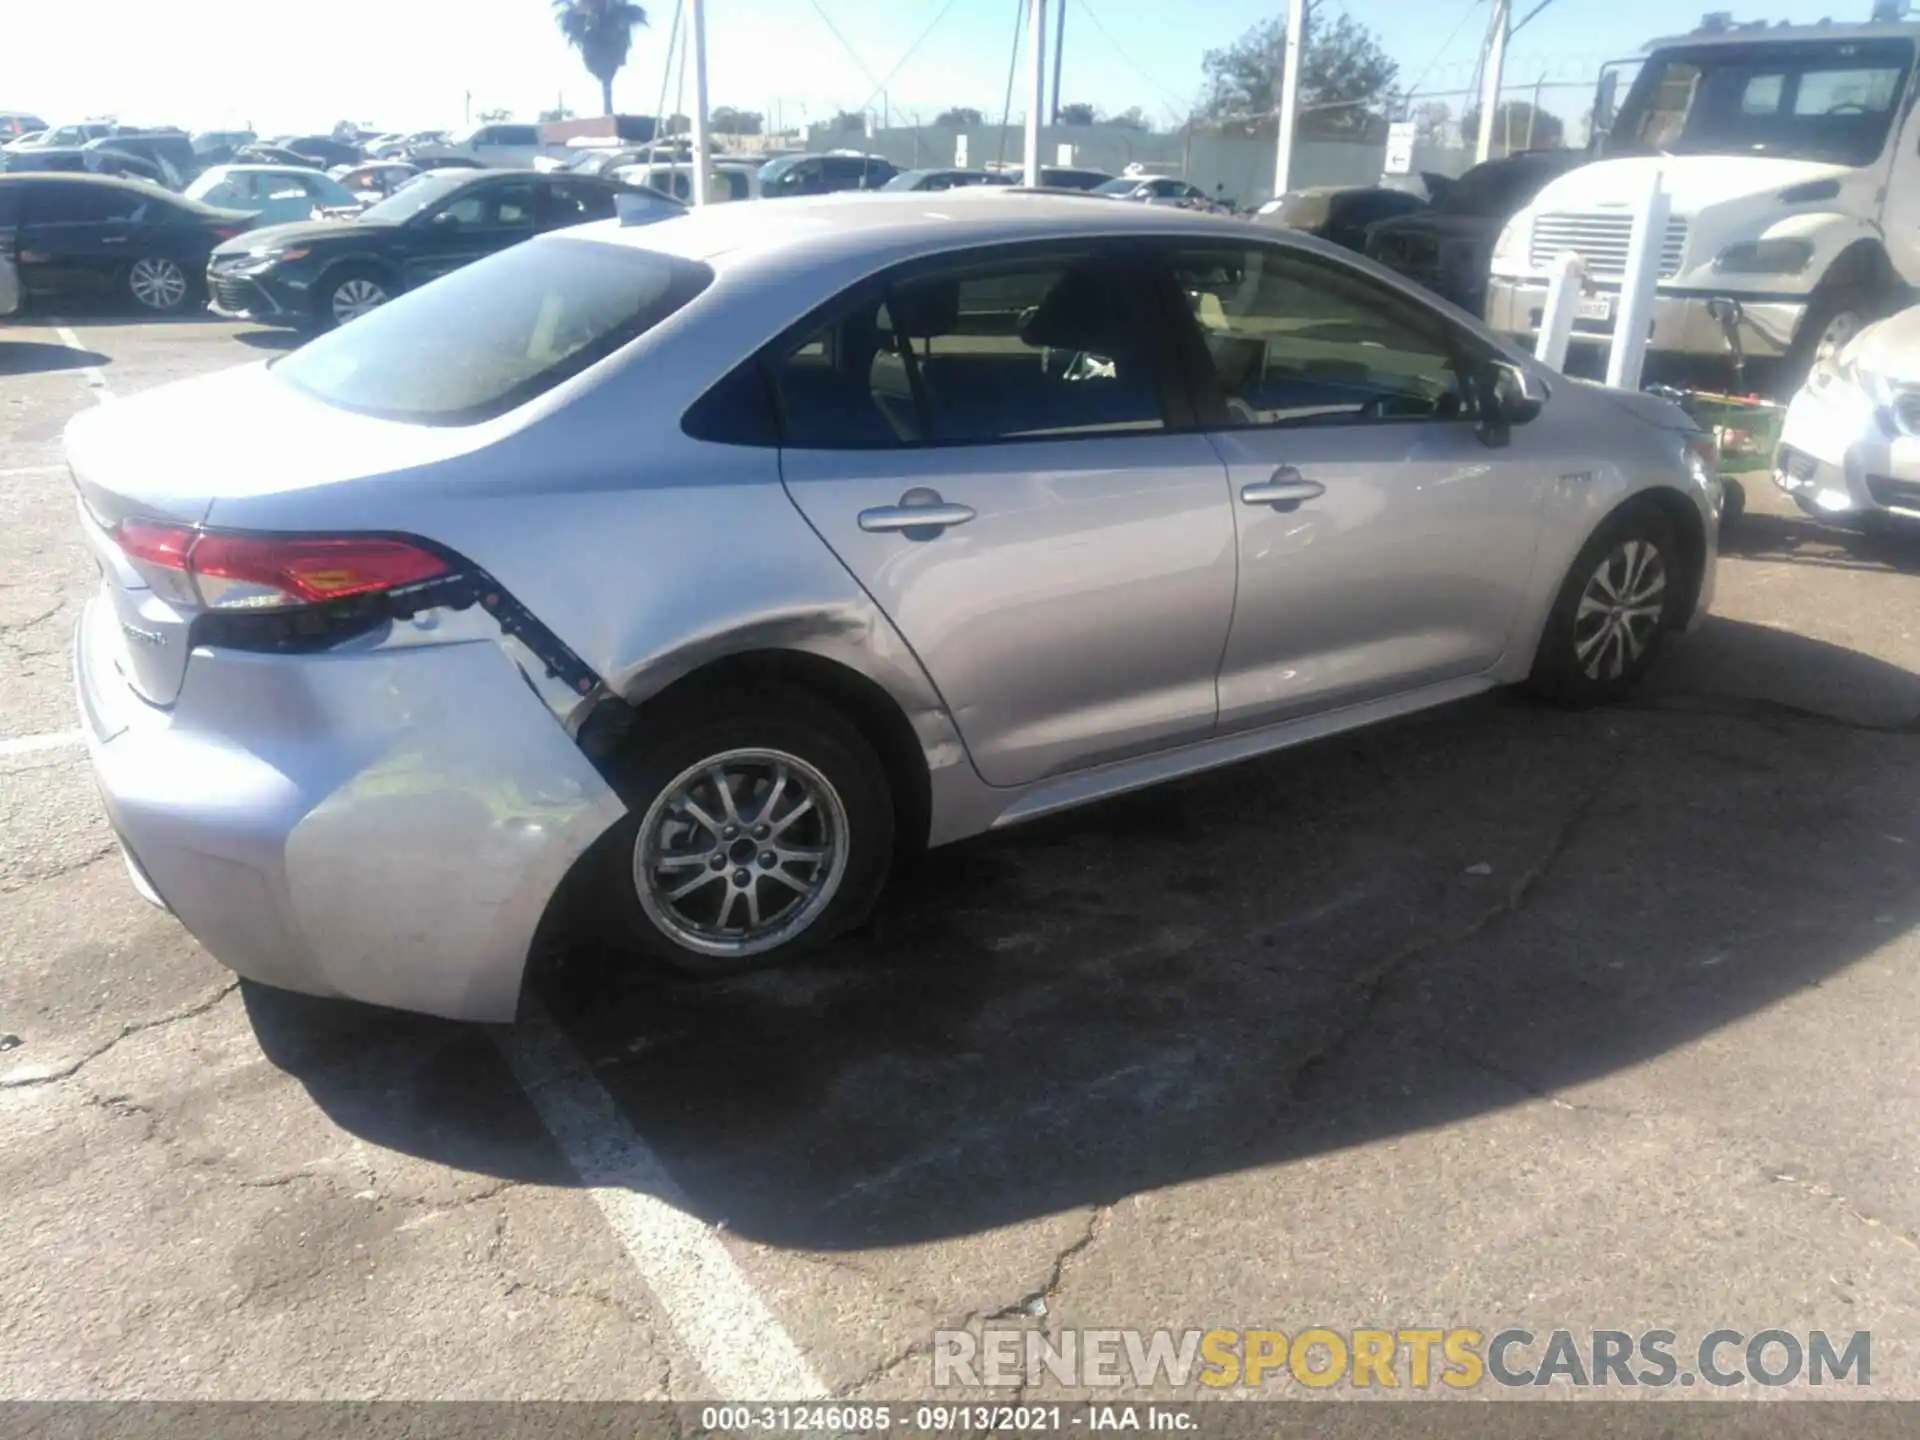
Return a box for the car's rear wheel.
[318,267,391,328]
[126,256,192,314]
[1525,506,1680,706]
[602,688,895,975]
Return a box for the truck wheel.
[1783,288,1871,392]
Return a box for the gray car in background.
[67,192,1721,1023]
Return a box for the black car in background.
[0,174,253,313]
[275,135,364,169]
[232,143,326,170]
[1363,149,1588,314]
[0,112,46,140]
[207,168,646,329]
[758,152,898,197]
[881,167,1006,192]
[2,145,170,186]
[997,165,1115,191]
[82,132,200,186]
[1255,184,1428,253]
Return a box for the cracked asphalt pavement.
[6,313,1920,1404]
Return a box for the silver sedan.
[68,192,1721,1020]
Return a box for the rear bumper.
[73,594,626,1021]
[1485,278,1806,359]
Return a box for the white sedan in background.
[1775,305,1920,528]
[185,165,364,225]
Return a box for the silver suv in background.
[67,192,1719,1024]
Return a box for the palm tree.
[553,0,649,117]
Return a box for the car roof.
[589,188,1259,265]
[205,163,331,175]
[0,170,173,196]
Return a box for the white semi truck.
[1486,8,1920,387]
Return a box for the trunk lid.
[64,361,497,706]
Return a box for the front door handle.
[1240,468,1325,506]
[858,489,977,535]
[99,235,129,246]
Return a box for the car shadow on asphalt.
[232,330,304,352]
[1722,508,1920,576]
[0,340,111,376]
[247,616,1920,1251]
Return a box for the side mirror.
[1592,70,1620,143]
[1475,359,1546,444]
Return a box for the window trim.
[696,236,1197,452]
[1146,237,1495,435]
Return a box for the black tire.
[124,255,195,314]
[312,265,394,330]
[1525,505,1681,707]
[1781,286,1874,393]
[598,686,895,976]
[1718,475,1747,530]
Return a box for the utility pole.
[1050,0,1067,125]
[1475,0,1511,163]
[689,0,711,203]
[1270,0,1305,197]
[1023,0,1046,182]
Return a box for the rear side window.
[32,184,144,223]
[767,252,1165,448]
[496,125,540,146]
[273,237,712,425]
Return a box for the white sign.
[1056,142,1074,166]
[1383,120,1417,177]
[955,133,969,167]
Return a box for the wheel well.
[630,650,934,856]
[1812,239,1903,309]
[1614,487,1707,621]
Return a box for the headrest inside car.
[1019,269,1133,353]
[884,283,961,340]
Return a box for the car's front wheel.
[126,256,193,314]
[1526,505,1681,706]
[602,688,895,975]
[317,267,392,329]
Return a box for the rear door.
[18,181,146,299]
[772,240,1239,788]
[535,177,618,230]
[397,178,536,285]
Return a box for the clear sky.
[2,0,1897,137]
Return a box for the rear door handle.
[1240,468,1325,506]
[858,494,976,534]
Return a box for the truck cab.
[1486,11,1920,385]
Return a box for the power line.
[857,0,968,116]
[1071,0,1190,124]
[1403,0,1483,100]
[803,0,889,95]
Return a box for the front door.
[397,179,535,287]
[17,180,146,300]
[1155,241,1553,730]
[772,243,1238,788]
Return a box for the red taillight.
[114,522,450,609]
[209,225,246,241]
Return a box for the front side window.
[1166,245,1468,428]
[273,236,712,425]
[768,251,1165,448]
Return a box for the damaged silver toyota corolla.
[69,190,1721,1020]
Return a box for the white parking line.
[498,1005,829,1401]
[51,321,113,401]
[0,731,84,759]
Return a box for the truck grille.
[1529,212,1689,279]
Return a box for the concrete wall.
[806,122,1484,206]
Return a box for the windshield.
[273,237,713,425]
[881,170,926,191]
[758,157,798,182]
[358,172,468,223]
[1609,38,1913,166]
[1092,178,1143,195]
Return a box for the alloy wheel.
[128,257,187,311]
[1573,538,1668,681]
[634,748,849,958]
[330,277,388,324]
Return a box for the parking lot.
[6,309,1920,1403]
